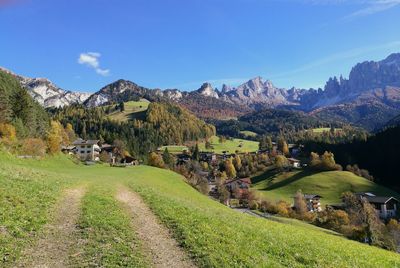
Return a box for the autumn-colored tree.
[21,138,46,157]
[224,157,237,178]
[46,121,63,154]
[275,155,288,170]
[233,154,242,171]
[294,190,308,215]
[277,137,289,156]
[148,152,165,168]
[310,152,321,167]
[0,123,16,142]
[64,123,76,144]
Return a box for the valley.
[1,153,400,267]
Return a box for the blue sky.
[1,0,400,92]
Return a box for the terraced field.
[1,151,400,267]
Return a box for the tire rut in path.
[116,187,196,268]
[17,187,85,268]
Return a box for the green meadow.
[198,135,259,154]
[251,170,400,206]
[1,152,400,267]
[106,100,150,122]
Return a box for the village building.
[296,194,322,212]
[224,178,251,200]
[72,139,101,161]
[287,158,301,168]
[61,145,76,155]
[356,192,399,219]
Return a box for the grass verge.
[72,184,149,267]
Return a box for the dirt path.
[116,187,196,268]
[17,187,85,268]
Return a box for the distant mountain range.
[2,53,400,130]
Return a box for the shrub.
[20,138,46,157]
[249,200,259,210]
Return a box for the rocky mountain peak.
[197,82,219,98]
[0,66,90,107]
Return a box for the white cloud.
[343,0,400,20]
[300,0,400,19]
[78,52,110,76]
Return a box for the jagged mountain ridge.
[0,67,91,107]
[2,52,400,129]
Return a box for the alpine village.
[2,2,400,268]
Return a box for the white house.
[357,192,399,219]
[288,158,301,168]
[72,139,101,161]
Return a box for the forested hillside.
[213,108,366,143]
[304,126,400,191]
[0,70,49,138]
[51,102,215,158]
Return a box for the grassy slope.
[1,153,400,267]
[312,127,342,133]
[158,145,189,154]
[198,135,259,154]
[240,130,258,137]
[106,100,149,122]
[252,170,400,205]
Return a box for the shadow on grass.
[255,169,318,191]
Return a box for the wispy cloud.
[269,40,400,81]
[78,52,110,76]
[343,0,400,20]
[300,0,400,19]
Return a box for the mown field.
[106,100,150,122]
[251,170,400,205]
[1,151,400,267]
[198,135,259,154]
[312,127,342,134]
[239,130,258,137]
[158,145,189,154]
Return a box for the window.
[87,151,91,153]
[80,151,85,154]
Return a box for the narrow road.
[116,187,196,268]
[17,187,85,268]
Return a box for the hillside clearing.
[106,100,150,122]
[312,127,342,133]
[17,187,85,267]
[252,170,399,205]
[117,187,195,268]
[198,135,259,154]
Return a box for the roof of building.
[224,178,251,185]
[287,158,300,162]
[355,192,399,204]
[72,139,99,145]
[303,194,322,199]
[363,196,399,204]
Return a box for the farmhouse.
[224,178,251,199]
[73,139,101,161]
[356,192,399,219]
[287,158,301,168]
[296,194,322,212]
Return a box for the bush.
[20,138,46,157]
[249,200,259,210]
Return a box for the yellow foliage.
[0,123,17,142]
[47,121,63,154]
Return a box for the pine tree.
[0,87,11,123]
[162,148,172,166]
[192,143,200,161]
